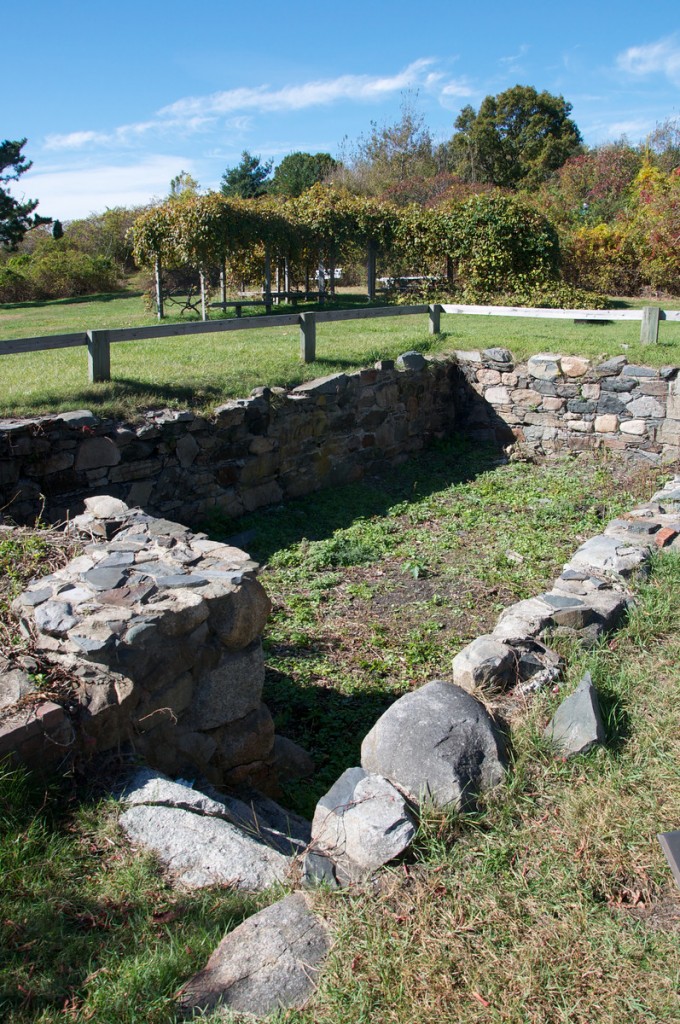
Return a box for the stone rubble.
[543,671,606,756]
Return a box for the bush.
[561,224,641,295]
[395,277,609,309]
[0,247,120,302]
[0,256,33,302]
[437,193,561,296]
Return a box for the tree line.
[2,85,679,305]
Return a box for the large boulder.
[360,680,507,810]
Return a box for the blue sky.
[3,1,680,220]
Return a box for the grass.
[293,551,680,1024]
[0,444,678,1023]
[0,290,678,421]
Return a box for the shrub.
[438,194,561,295]
[561,224,641,295]
[0,248,120,302]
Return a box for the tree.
[336,96,437,195]
[538,141,642,227]
[436,193,561,296]
[221,151,273,198]
[270,152,338,197]
[647,116,680,174]
[168,170,200,201]
[449,86,583,189]
[52,219,64,240]
[1,138,50,248]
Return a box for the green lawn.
[1,290,679,421]
[1,448,678,1023]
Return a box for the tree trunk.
[155,257,164,320]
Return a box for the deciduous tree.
[449,86,583,189]
[270,152,338,197]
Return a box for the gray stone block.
[451,635,516,693]
[361,680,507,810]
[311,767,416,881]
[119,801,292,890]
[397,351,427,371]
[543,672,605,756]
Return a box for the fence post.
[429,304,441,335]
[367,241,377,301]
[640,305,660,344]
[300,312,316,363]
[264,245,272,314]
[220,259,227,309]
[87,330,111,383]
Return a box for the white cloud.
[44,130,110,150]
[617,35,680,85]
[19,155,196,219]
[40,59,477,160]
[606,118,656,140]
[44,116,214,151]
[499,43,530,71]
[440,80,474,98]
[160,59,438,119]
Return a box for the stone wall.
[1,349,678,531]
[2,496,284,791]
[455,349,680,464]
[0,354,458,527]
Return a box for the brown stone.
[595,415,618,433]
[560,356,590,377]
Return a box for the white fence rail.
[0,303,676,384]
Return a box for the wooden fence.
[1,303,678,385]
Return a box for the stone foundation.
[455,349,680,464]
[2,496,281,790]
[0,355,458,526]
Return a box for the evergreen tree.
[220,151,273,198]
[1,138,50,248]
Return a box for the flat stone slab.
[543,671,605,756]
[311,767,415,882]
[119,771,296,891]
[177,892,331,1018]
[566,535,650,577]
[361,680,507,810]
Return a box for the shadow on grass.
[0,290,141,312]
[264,667,397,815]
[597,684,633,752]
[209,436,504,564]
[218,437,507,817]
[0,376,228,419]
[0,764,256,1019]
